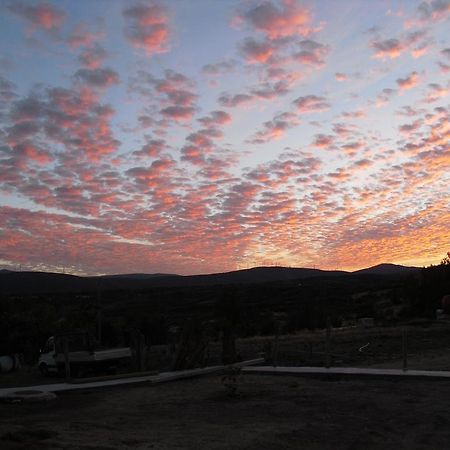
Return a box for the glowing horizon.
[0,0,449,276]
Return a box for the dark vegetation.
[0,259,449,365]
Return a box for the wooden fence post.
[63,337,71,380]
[325,316,332,368]
[272,322,281,367]
[402,327,408,371]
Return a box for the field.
[2,372,450,449]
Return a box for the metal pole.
[325,316,332,368]
[273,321,280,367]
[63,337,71,379]
[402,327,408,371]
[97,284,102,344]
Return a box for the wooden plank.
[243,366,450,379]
[0,358,265,397]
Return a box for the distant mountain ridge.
[103,273,179,280]
[0,263,420,294]
[353,263,420,275]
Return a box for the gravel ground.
[1,372,450,449]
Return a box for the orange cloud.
[240,38,274,63]
[396,71,420,91]
[335,72,348,81]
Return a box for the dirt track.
[1,373,450,449]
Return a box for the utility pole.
[97,282,102,344]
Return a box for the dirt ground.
[1,373,450,450]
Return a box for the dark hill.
[0,264,419,295]
[103,273,179,280]
[353,263,420,276]
[170,266,348,286]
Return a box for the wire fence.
[234,321,450,371]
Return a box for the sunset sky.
[0,0,449,275]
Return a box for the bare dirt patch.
[1,373,450,449]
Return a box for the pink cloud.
[180,145,205,165]
[10,96,44,123]
[396,71,420,91]
[155,70,194,94]
[375,88,396,107]
[0,76,17,102]
[42,86,120,161]
[198,110,231,128]
[423,82,450,103]
[396,106,421,117]
[2,141,53,170]
[370,31,429,60]
[370,38,404,59]
[232,3,324,109]
[126,157,175,188]
[292,95,330,114]
[133,138,167,158]
[218,92,254,108]
[250,80,293,99]
[123,2,169,55]
[341,141,364,156]
[312,134,334,148]
[180,129,219,165]
[238,0,315,39]
[340,109,366,119]
[418,0,450,21]
[406,0,450,27]
[292,39,329,67]
[6,121,40,144]
[438,48,450,73]
[399,120,422,135]
[74,68,120,88]
[335,72,348,82]
[438,62,450,73]
[332,123,356,137]
[353,158,373,169]
[67,23,104,48]
[78,44,108,69]
[8,1,65,32]
[17,142,53,165]
[411,40,432,58]
[240,38,274,63]
[129,69,198,124]
[327,168,349,181]
[160,105,196,120]
[249,111,299,144]
[202,60,237,75]
[137,115,155,129]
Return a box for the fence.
[233,320,450,372]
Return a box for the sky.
[0,0,449,276]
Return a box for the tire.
[38,363,49,376]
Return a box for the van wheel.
[39,363,49,376]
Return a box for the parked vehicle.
[38,332,131,377]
